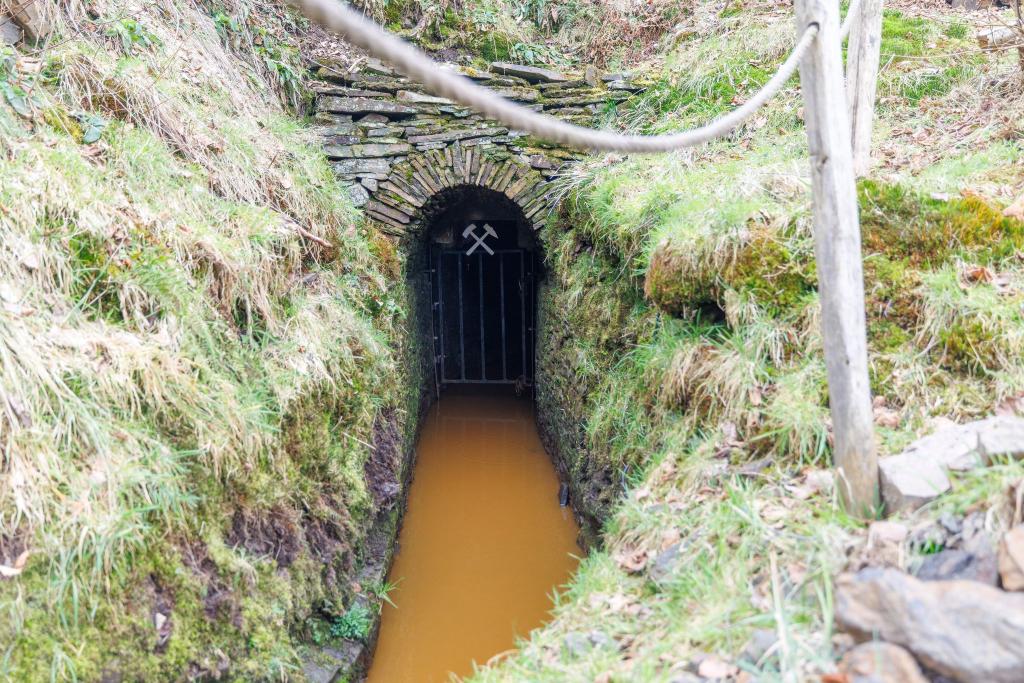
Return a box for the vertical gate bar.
[458,252,465,381]
[437,250,446,386]
[428,251,439,396]
[520,250,526,382]
[478,251,485,381]
[499,252,507,381]
[528,252,534,386]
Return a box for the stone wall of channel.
[311,58,641,233]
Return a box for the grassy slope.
[0,1,416,680]
[354,0,682,68]
[478,2,1024,680]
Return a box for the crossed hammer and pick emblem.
[463,223,497,255]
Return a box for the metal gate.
[430,247,534,387]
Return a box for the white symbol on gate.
[463,223,496,256]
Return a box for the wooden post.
[796,0,879,516]
[846,0,884,177]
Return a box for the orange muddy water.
[366,389,580,683]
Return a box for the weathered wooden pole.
[846,0,884,176]
[795,0,879,516]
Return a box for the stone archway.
[310,57,639,234]
[364,148,556,234]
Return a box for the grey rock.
[602,71,633,82]
[607,79,642,91]
[365,125,405,138]
[739,629,778,666]
[347,183,370,207]
[998,525,1024,591]
[6,1,49,42]
[358,114,391,124]
[562,631,591,657]
[489,61,568,83]
[311,84,391,98]
[319,96,418,118]
[914,548,998,585]
[975,415,1024,462]
[406,126,509,145]
[537,79,588,91]
[878,451,950,513]
[324,142,412,159]
[938,512,962,536]
[302,641,366,683]
[322,134,361,146]
[901,425,982,472]
[1,16,22,45]
[332,158,393,175]
[588,630,616,650]
[490,86,540,102]
[835,567,1024,682]
[397,89,453,105]
[668,675,702,683]
[528,154,558,170]
[360,177,378,191]
[437,105,473,117]
[648,542,682,584]
[301,660,336,683]
[362,57,396,77]
[839,642,927,683]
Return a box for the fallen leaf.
[697,656,738,679]
[660,527,681,550]
[1004,194,1024,222]
[820,674,849,683]
[996,392,1024,417]
[873,405,901,429]
[615,548,648,573]
[786,561,808,586]
[963,265,994,284]
[0,550,28,578]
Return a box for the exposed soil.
[0,528,28,569]
[226,505,303,569]
[180,541,243,627]
[363,407,405,510]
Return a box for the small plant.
[104,18,161,53]
[0,48,37,118]
[330,604,373,641]
[369,578,402,612]
[944,20,969,40]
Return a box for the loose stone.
[878,451,951,513]
[839,642,927,683]
[835,567,1024,683]
[489,61,568,83]
[318,96,419,118]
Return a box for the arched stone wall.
[365,150,555,233]
[310,57,640,234]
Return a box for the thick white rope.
[292,0,822,152]
[840,0,862,40]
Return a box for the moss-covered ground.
[0,1,420,679]
[472,0,1024,680]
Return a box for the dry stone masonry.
[311,57,641,233]
[878,415,1024,513]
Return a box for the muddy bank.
[302,406,422,683]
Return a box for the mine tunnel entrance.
[426,186,536,390]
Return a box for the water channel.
[366,389,580,682]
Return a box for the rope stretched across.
[292,0,825,152]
